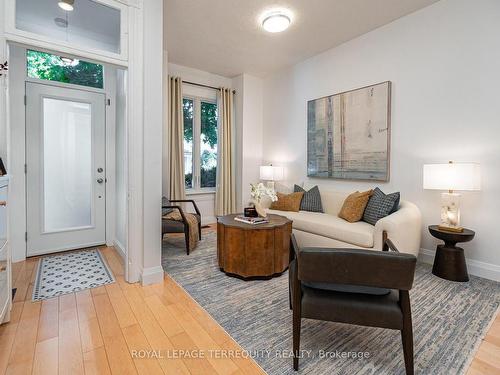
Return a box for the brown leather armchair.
[162,197,202,255]
[289,234,417,374]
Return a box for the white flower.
[250,183,278,203]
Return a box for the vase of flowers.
[250,182,278,217]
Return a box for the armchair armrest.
[162,205,189,225]
[374,201,422,256]
[169,199,201,216]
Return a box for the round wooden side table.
[428,225,475,282]
[217,214,292,279]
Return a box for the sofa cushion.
[270,192,304,212]
[318,190,350,215]
[267,209,375,248]
[363,188,400,225]
[294,185,324,213]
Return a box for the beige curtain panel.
[215,88,236,216]
[168,76,186,200]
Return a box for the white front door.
[26,82,106,256]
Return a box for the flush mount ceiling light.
[261,10,291,33]
[58,0,74,11]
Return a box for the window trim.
[183,95,218,194]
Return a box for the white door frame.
[6,44,123,266]
[0,0,164,285]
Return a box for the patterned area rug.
[162,232,500,375]
[32,249,115,301]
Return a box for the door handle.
[97,178,104,184]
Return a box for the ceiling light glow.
[261,11,291,33]
[60,57,79,66]
[58,0,74,11]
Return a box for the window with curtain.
[183,97,218,191]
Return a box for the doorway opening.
[8,45,128,273]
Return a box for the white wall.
[233,74,264,210]
[167,63,233,224]
[115,69,127,256]
[141,0,164,284]
[262,0,500,278]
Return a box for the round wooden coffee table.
[217,214,292,279]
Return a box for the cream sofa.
[265,189,422,256]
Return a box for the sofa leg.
[400,291,414,375]
[185,231,190,255]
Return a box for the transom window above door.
[12,0,127,60]
[183,97,218,192]
[27,49,104,89]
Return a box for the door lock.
[97,167,103,173]
[97,178,104,184]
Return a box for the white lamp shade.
[423,163,481,191]
[260,165,284,181]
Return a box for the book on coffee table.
[234,216,269,225]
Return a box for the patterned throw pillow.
[338,190,373,223]
[270,192,304,212]
[362,188,400,225]
[293,185,324,212]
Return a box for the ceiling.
[165,0,440,78]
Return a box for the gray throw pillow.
[294,185,324,213]
[362,187,400,225]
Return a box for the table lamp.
[260,164,284,190]
[423,161,481,233]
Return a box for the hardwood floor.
[0,224,498,374]
[0,227,265,375]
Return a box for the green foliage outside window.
[183,98,218,189]
[27,50,104,89]
[183,99,218,148]
[200,102,218,148]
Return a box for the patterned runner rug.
[32,249,115,301]
[162,231,500,375]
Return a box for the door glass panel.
[200,102,217,188]
[43,98,92,232]
[16,0,121,54]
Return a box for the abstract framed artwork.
[307,81,391,181]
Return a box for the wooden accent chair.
[162,197,202,255]
[289,234,417,374]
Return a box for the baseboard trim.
[141,266,164,285]
[113,239,126,260]
[418,248,500,281]
[202,216,217,225]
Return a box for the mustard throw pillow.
[270,192,304,212]
[338,190,373,223]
